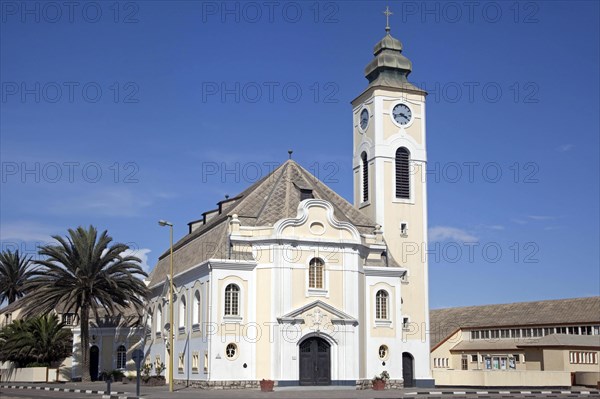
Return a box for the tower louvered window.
[395,147,410,199]
[361,152,369,202]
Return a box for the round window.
[226,343,237,359]
[378,345,389,360]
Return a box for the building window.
[156,305,162,337]
[511,328,521,338]
[309,258,324,289]
[375,290,389,320]
[514,354,520,363]
[471,354,478,362]
[204,351,209,373]
[178,353,184,373]
[226,343,237,359]
[568,326,578,335]
[224,284,240,316]
[179,295,186,331]
[570,351,598,364]
[395,147,410,199]
[192,290,201,329]
[471,330,480,340]
[361,152,368,202]
[116,345,127,369]
[501,329,510,338]
[461,355,468,370]
[491,329,500,339]
[62,313,76,325]
[192,351,199,373]
[378,345,388,360]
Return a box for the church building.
[145,21,433,389]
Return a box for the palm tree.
[0,249,34,304]
[0,314,72,368]
[22,226,149,381]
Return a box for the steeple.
[364,7,414,88]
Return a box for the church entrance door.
[299,337,331,386]
[402,352,414,387]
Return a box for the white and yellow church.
[145,23,434,389]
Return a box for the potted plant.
[260,379,274,392]
[372,370,389,390]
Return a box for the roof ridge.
[431,296,600,312]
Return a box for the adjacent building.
[430,297,600,387]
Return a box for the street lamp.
[158,220,174,392]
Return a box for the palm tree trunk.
[80,307,91,382]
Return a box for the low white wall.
[575,372,600,387]
[432,370,571,387]
[1,367,48,382]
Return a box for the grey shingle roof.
[430,297,600,350]
[149,160,389,288]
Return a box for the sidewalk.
[1,381,599,399]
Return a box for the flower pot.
[372,379,386,390]
[260,379,274,392]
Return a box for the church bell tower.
[352,10,433,387]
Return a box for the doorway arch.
[402,352,414,387]
[89,346,100,381]
[299,336,331,386]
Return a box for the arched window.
[224,284,240,316]
[179,295,186,329]
[116,345,127,369]
[376,290,389,320]
[146,312,152,337]
[192,290,201,326]
[361,152,369,202]
[309,258,324,289]
[156,305,162,336]
[395,147,410,199]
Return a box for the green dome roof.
[364,31,413,85]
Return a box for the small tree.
[0,249,34,304]
[0,314,72,367]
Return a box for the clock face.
[392,104,412,126]
[360,109,369,130]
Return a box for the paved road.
[1,387,600,399]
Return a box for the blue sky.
[1,1,598,309]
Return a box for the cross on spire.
[383,6,393,33]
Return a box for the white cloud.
[49,187,152,217]
[557,144,574,152]
[482,224,505,230]
[527,215,556,221]
[0,221,58,243]
[429,226,477,242]
[121,247,152,274]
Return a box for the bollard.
[106,376,112,395]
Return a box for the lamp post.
[158,220,174,393]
